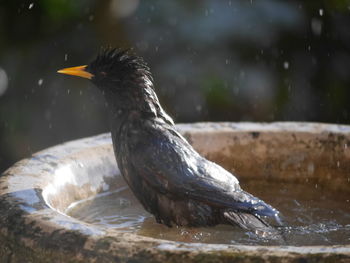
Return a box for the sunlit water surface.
[66,180,350,246]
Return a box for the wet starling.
[57,48,281,231]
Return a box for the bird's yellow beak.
[57,65,93,79]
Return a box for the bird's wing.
[129,126,279,219]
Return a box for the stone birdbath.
[0,122,349,262]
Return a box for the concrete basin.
[0,122,349,262]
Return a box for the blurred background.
[0,0,350,172]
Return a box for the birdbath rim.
[0,121,349,262]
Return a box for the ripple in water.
[66,180,350,246]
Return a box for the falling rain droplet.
[0,68,8,96]
[29,3,34,9]
[64,54,68,61]
[38,79,43,86]
[109,0,140,18]
[319,9,324,16]
[311,18,322,36]
[283,61,289,70]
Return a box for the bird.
[57,48,282,232]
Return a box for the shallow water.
[66,180,350,246]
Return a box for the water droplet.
[283,61,289,69]
[311,18,322,36]
[0,68,8,96]
[293,200,301,206]
[38,79,43,86]
[64,54,68,61]
[239,70,245,78]
[67,89,70,94]
[319,9,324,16]
[45,110,51,120]
[225,59,229,65]
[307,163,315,174]
[337,161,340,167]
[29,3,34,9]
[109,0,140,18]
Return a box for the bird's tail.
[221,189,285,240]
[227,189,284,227]
[222,211,284,240]
[222,210,269,230]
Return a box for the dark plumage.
[58,48,282,231]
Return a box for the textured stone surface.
[0,122,349,262]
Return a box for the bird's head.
[57,48,153,92]
[57,48,172,122]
